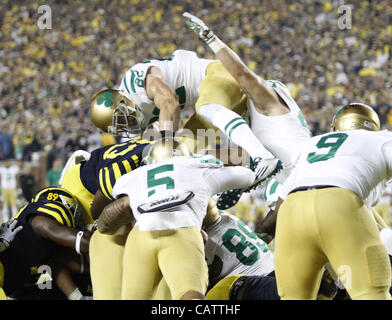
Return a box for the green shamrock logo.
[96,92,114,107]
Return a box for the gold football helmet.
[143,137,190,165]
[90,89,146,138]
[331,102,380,132]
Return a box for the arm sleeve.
[203,166,255,196]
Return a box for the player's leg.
[2,189,10,222]
[9,189,17,217]
[89,225,130,300]
[153,278,172,300]
[274,191,328,300]
[206,275,245,300]
[372,204,391,227]
[0,261,6,300]
[196,61,274,161]
[158,227,208,300]
[318,188,392,300]
[121,227,162,300]
[230,275,280,300]
[180,111,220,154]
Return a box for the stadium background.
[0,0,391,229]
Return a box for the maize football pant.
[275,187,392,300]
[121,226,208,300]
[89,226,130,299]
[180,61,247,153]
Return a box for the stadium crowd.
[0,0,391,223]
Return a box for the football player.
[59,139,153,299]
[0,220,23,300]
[97,139,258,300]
[274,103,392,300]
[183,13,312,209]
[202,201,277,300]
[0,187,92,300]
[90,50,282,189]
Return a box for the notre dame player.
[275,103,392,300]
[90,50,282,192]
[0,187,91,300]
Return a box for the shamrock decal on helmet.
[96,92,114,108]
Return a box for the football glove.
[0,220,23,249]
[183,12,216,44]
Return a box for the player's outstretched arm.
[31,216,91,254]
[183,12,282,113]
[145,67,181,133]
[97,195,134,235]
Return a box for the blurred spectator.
[45,158,63,187]
[46,140,66,170]
[0,127,14,160]
[19,162,36,202]
[64,132,83,156]
[0,160,20,222]
[22,129,42,162]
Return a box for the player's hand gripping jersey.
[119,50,213,126]
[112,155,256,231]
[204,211,274,288]
[281,130,392,199]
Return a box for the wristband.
[75,231,84,255]
[207,35,226,54]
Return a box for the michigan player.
[0,187,92,300]
[90,50,282,189]
[0,220,23,253]
[0,220,22,299]
[60,139,153,299]
[274,103,392,300]
[183,13,312,209]
[97,140,258,300]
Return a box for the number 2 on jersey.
[147,164,175,197]
[307,133,348,163]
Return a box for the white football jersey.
[204,211,274,286]
[0,165,20,189]
[365,179,389,208]
[119,50,213,127]
[112,155,255,231]
[248,80,312,183]
[281,130,392,200]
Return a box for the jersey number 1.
[307,133,348,163]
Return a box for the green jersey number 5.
[147,164,175,197]
[307,132,348,163]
